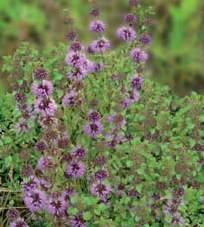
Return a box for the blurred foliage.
[0,0,204,95]
[149,0,204,95]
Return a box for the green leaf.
[83,211,92,221]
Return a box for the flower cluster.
[8,2,155,226]
[32,70,57,117]
[84,110,103,138]
[65,145,86,178]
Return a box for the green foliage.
[150,0,204,94]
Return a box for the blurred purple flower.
[65,31,77,41]
[47,193,68,217]
[71,146,86,159]
[33,67,48,80]
[84,121,103,138]
[90,7,100,17]
[36,156,54,171]
[129,0,138,6]
[124,13,137,24]
[67,67,87,81]
[90,182,111,201]
[130,74,144,90]
[88,110,101,122]
[6,209,20,222]
[15,118,30,133]
[89,37,110,53]
[35,140,46,152]
[130,47,148,63]
[69,42,84,52]
[89,20,105,33]
[31,80,53,97]
[94,155,106,166]
[21,175,39,193]
[105,133,124,147]
[23,189,47,212]
[65,51,86,67]
[10,218,28,227]
[107,113,126,128]
[34,97,57,116]
[69,214,86,227]
[122,90,139,108]
[117,26,136,41]
[89,62,103,73]
[65,160,86,178]
[61,187,75,201]
[94,169,108,180]
[140,33,152,45]
[39,178,51,190]
[62,90,78,107]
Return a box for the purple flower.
[65,160,86,178]
[94,169,108,180]
[47,193,68,217]
[90,7,100,17]
[67,67,87,81]
[89,20,105,33]
[88,110,101,122]
[21,175,39,193]
[34,97,57,116]
[36,156,54,170]
[71,146,86,159]
[23,189,47,212]
[84,121,103,138]
[61,187,75,201]
[90,182,111,201]
[80,59,95,74]
[21,164,34,177]
[107,114,126,128]
[140,33,152,45]
[65,31,77,41]
[15,118,30,133]
[39,178,51,190]
[122,90,139,108]
[62,90,78,107]
[88,62,103,73]
[163,199,179,215]
[31,80,53,97]
[10,218,28,227]
[65,51,86,67]
[33,67,48,80]
[58,135,69,149]
[172,213,185,225]
[130,74,144,90]
[129,89,140,102]
[89,37,110,53]
[116,26,136,41]
[39,115,58,128]
[69,214,86,227]
[35,140,46,152]
[124,13,137,24]
[94,155,106,166]
[6,209,20,222]
[69,42,84,52]
[15,92,26,103]
[130,47,149,63]
[129,0,138,6]
[105,133,124,147]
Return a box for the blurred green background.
[0,0,204,95]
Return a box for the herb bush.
[1,1,204,227]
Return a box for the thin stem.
[0,206,26,210]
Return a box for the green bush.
[1,42,204,226]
